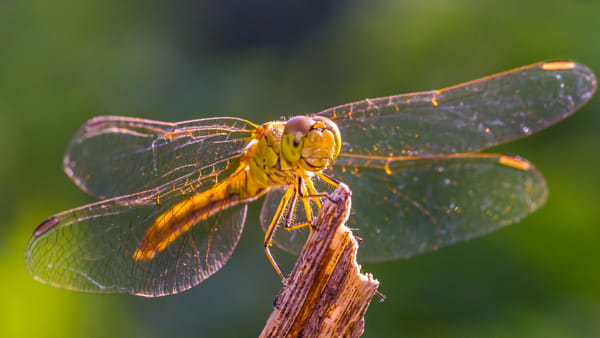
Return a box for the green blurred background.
[1,0,599,337]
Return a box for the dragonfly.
[25,61,596,297]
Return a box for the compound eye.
[281,116,314,163]
[283,116,313,145]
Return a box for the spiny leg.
[283,177,314,231]
[304,176,324,208]
[299,178,313,224]
[285,176,330,231]
[283,181,299,229]
[282,173,343,232]
[264,186,295,283]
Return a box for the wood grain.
[261,183,380,337]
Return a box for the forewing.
[64,116,256,198]
[316,61,596,156]
[26,156,246,297]
[329,153,547,262]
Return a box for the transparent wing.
[26,155,246,297]
[315,61,596,156]
[64,116,257,198]
[327,153,547,262]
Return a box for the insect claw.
[325,193,337,203]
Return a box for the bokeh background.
[1,0,599,337]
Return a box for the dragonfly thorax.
[281,116,341,172]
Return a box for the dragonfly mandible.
[25,61,596,297]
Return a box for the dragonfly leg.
[283,178,313,231]
[299,178,314,224]
[306,175,343,205]
[283,182,299,229]
[284,222,312,231]
[302,177,324,208]
[264,186,295,283]
[316,171,340,187]
[314,172,345,203]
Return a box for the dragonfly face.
[281,116,341,172]
[25,61,596,297]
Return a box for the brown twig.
[260,183,380,337]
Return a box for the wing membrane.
[316,61,596,157]
[26,155,246,297]
[64,116,257,198]
[326,153,547,262]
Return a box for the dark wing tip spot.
[33,216,60,237]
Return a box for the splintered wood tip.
[261,184,380,338]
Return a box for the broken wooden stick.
[260,183,380,337]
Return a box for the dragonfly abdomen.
[133,169,265,261]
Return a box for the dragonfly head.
[281,116,341,172]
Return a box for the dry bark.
[260,183,380,337]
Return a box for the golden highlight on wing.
[316,61,596,157]
[26,144,247,296]
[64,116,257,198]
[26,61,596,297]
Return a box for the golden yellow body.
[27,61,592,297]
[133,118,341,279]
